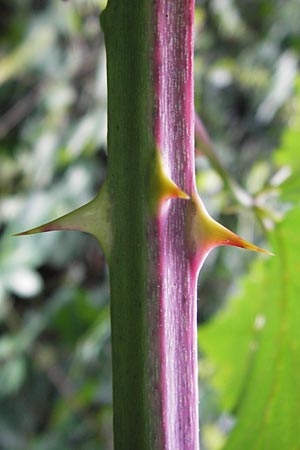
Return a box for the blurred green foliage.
[0,0,299,449]
[200,208,300,450]
[194,2,300,450]
[0,1,112,449]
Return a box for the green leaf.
[273,126,300,204]
[199,208,300,450]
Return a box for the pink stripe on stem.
[149,1,200,449]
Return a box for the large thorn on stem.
[188,192,273,272]
[13,182,112,261]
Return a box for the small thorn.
[149,149,189,212]
[160,173,190,201]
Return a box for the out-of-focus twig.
[195,112,253,208]
[0,85,40,138]
[195,112,278,231]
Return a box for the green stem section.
[101,3,153,449]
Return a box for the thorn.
[210,221,274,256]
[188,192,273,270]
[149,149,189,212]
[13,221,76,236]
[13,182,112,260]
[159,169,190,201]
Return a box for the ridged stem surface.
[151,1,198,449]
[101,1,198,449]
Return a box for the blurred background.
[0,0,299,449]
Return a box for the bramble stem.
[101,1,199,449]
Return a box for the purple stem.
[148,2,200,449]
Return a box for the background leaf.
[199,208,300,450]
